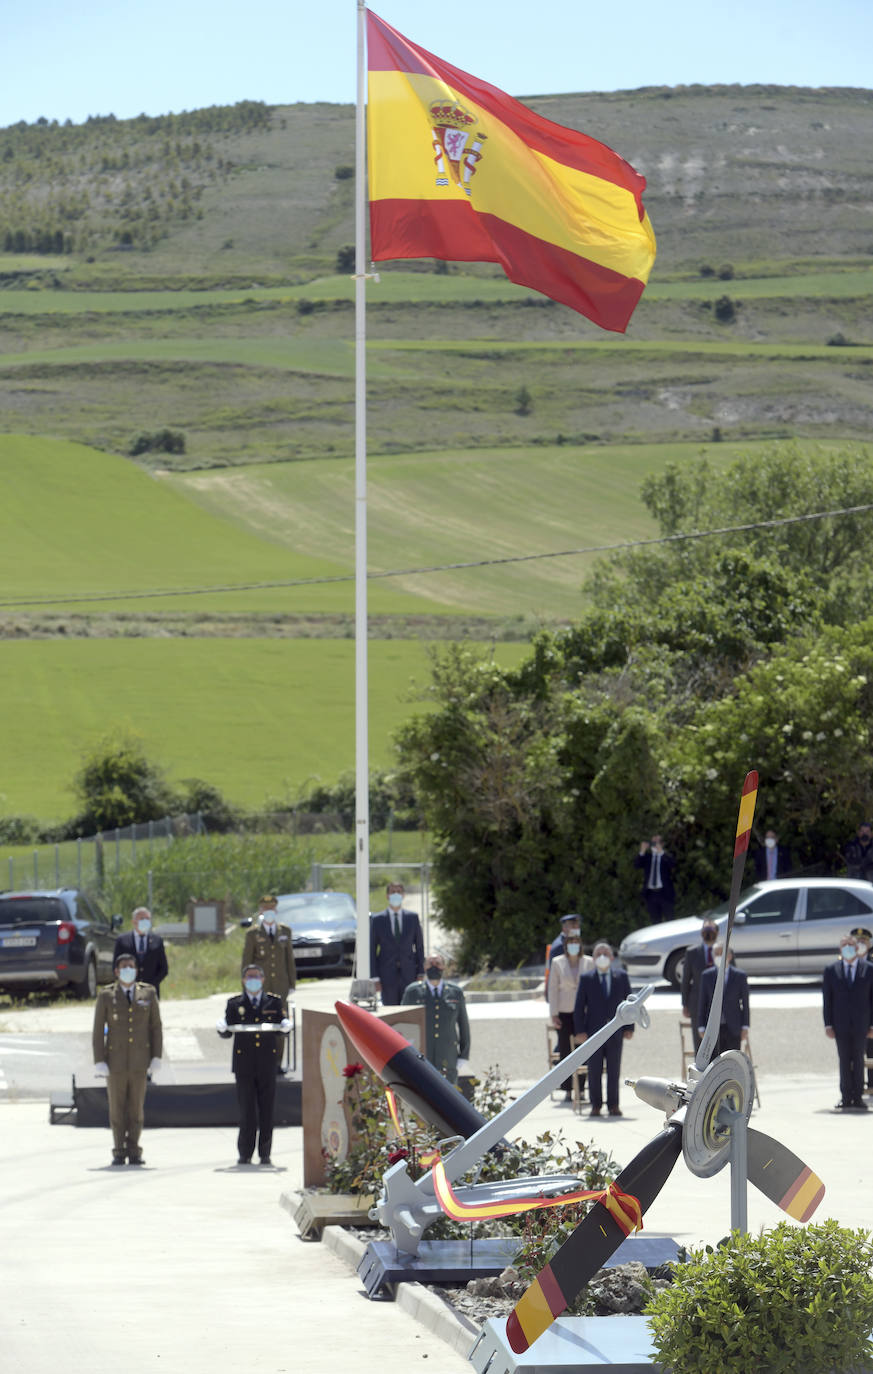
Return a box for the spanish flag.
[367,10,656,333]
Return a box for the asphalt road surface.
[0,976,838,1100]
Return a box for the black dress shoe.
[853,1100,869,1111]
[608,1107,623,1117]
[128,1156,145,1166]
[111,1156,126,1166]
[237,1157,252,1165]
[259,1157,273,1166]
[836,1100,850,1110]
[589,1107,602,1117]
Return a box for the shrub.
[714,295,736,323]
[334,164,354,180]
[646,1221,873,1374]
[336,245,355,272]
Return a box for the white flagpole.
[354,0,371,978]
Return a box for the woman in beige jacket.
[547,918,593,1102]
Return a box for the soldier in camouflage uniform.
[92,953,162,1165]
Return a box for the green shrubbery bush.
[646,1221,873,1374]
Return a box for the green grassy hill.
[1,88,871,819]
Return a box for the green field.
[1,267,871,316]
[0,435,455,615]
[0,637,527,821]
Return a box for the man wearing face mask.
[242,895,296,1016]
[548,920,593,1101]
[634,833,676,924]
[217,963,291,1164]
[401,953,470,1084]
[113,905,169,997]
[752,828,792,882]
[823,932,873,1111]
[574,941,634,1117]
[681,919,719,1052]
[92,953,163,1166]
[370,880,424,1006]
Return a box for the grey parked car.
[0,889,121,999]
[619,877,873,988]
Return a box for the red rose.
[343,1062,364,1078]
[387,1148,409,1166]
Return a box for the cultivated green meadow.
[0,637,526,821]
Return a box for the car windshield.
[277,894,355,930]
[0,898,67,926]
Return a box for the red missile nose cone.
[334,1000,412,1075]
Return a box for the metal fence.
[3,814,207,894]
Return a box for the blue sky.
[3,0,870,128]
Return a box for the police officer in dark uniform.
[217,963,290,1165]
[401,953,470,1084]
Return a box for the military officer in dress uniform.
[217,964,291,1165]
[241,895,296,1010]
[92,953,162,1166]
[401,953,470,1085]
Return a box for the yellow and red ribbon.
[431,1158,642,1234]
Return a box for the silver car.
[619,877,873,987]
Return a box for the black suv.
[0,889,122,999]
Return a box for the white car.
[619,877,873,987]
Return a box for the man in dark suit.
[112,906,169,997]
[753,828,792,881]
[574,941,634,1117]
[370,880,424,1005]
[217,964,290,1164]
[633,834,676,923]
[697,944,750,1054]
[844,822,873,882]
[681,918,719,1052]
[823,932,873,1111]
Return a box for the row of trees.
[396,443,873,966]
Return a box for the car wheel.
[75,956,98,1000]
[664,950,685,990]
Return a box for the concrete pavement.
[2,981,871,1373]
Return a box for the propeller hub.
[683,1051,754,1178]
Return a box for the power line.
[2,499,873,610]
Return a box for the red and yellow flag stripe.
[432,1157,642,1229]
[734,770,759,857]
[367,11,656,333]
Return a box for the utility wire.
[2,499,873,610]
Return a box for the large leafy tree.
[398,444,873,967]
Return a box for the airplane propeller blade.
[505,1122,684,1354]
[695,770,759,1073]
[747,1127,825,1221]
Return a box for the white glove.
[216,1018,228,1033]
[149,1058,162,1074]
[456,1058,472,1076]
[279,1018,291,1033]
[94,1062,109,1078]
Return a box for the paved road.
[0,976,839,1099]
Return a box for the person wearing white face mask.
[547,920,593,1102]
[752,827,792,881]
[823,932,873,1110]
[573,941,634,1117]
[217,963,290,1165]
[370,880,424,1005]
[92,954,162,1165]
[113,905,169,997]
[242,895,296,1017]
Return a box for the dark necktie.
[393,913,401,938]
[705,946,713,966]
[601,973,608,995]
[138,936,146,957]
